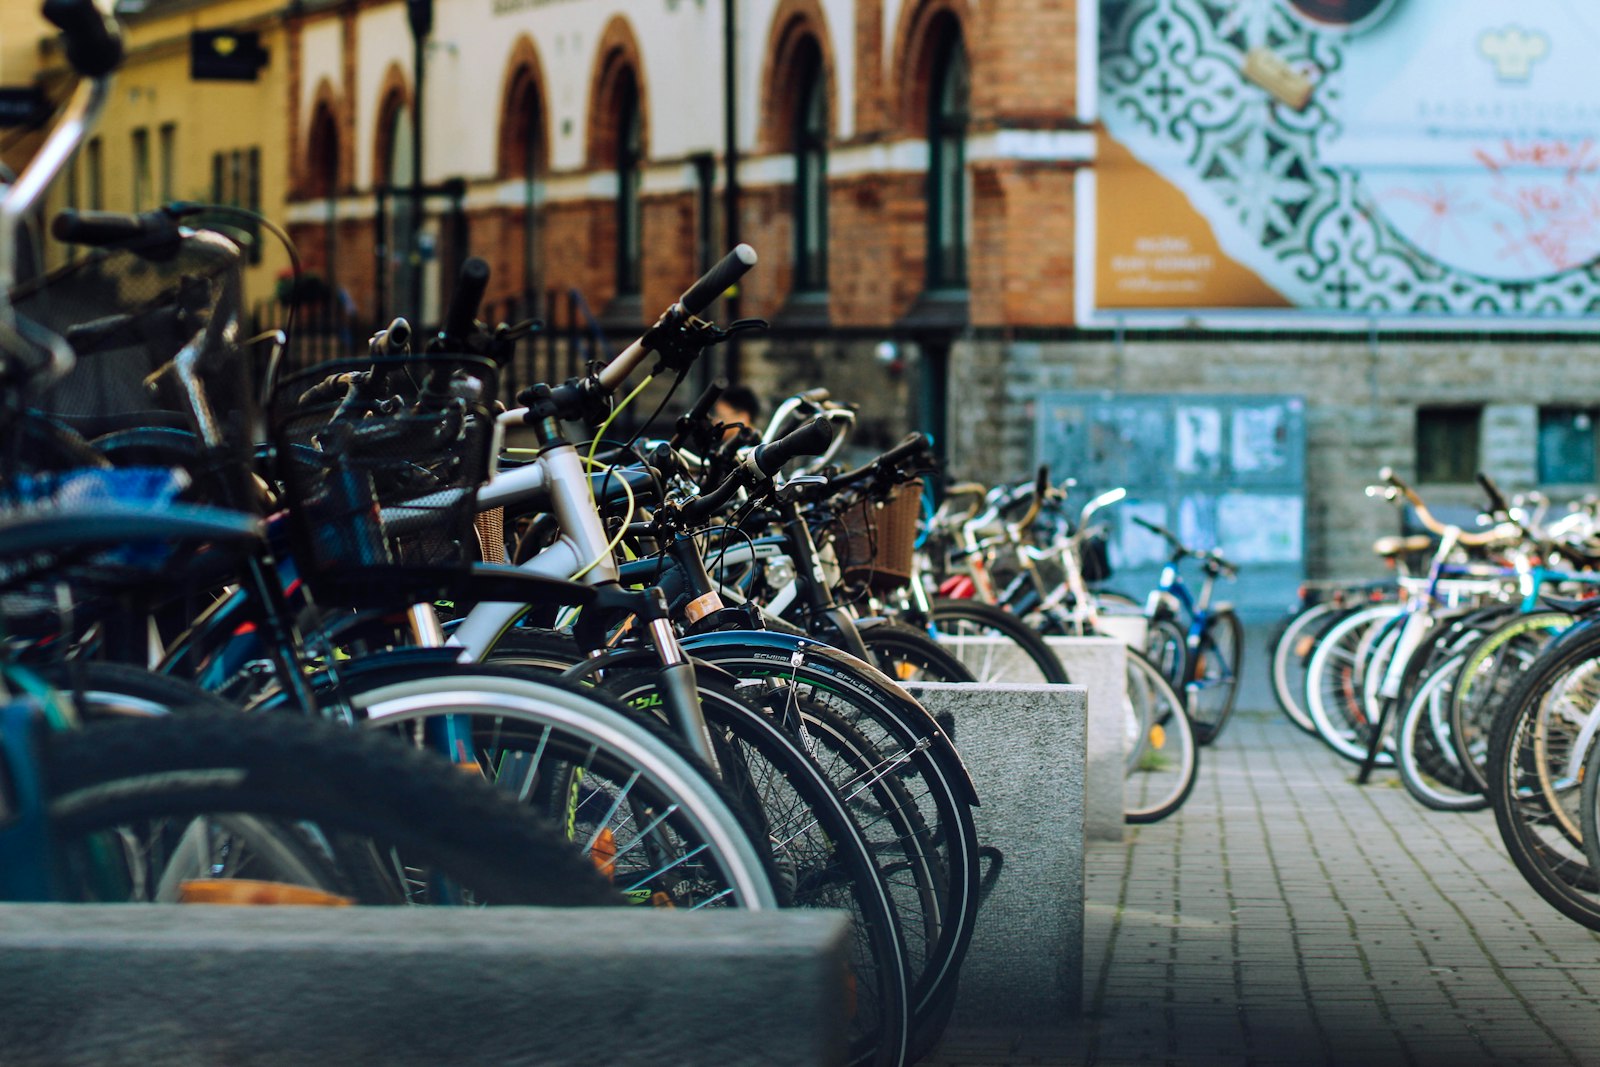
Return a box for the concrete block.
[0,905,851,1067]
[935,634,1126,842]
[903,681,1086,1030]
[1045,636,1128,843]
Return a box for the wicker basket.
[837,478,923,595]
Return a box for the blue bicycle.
[1131,516,1244,746]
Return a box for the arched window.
[614,70,642,297]
[306,101,340,200]
[306,100,341,282]
[793,40,828,294]
[926,24,968,290]
[504,67,544,297]
[381,96,415,322]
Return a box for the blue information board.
[1034,392,1307,617]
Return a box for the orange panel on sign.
[1096,133,1290,310]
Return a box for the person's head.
[712,384,761,440]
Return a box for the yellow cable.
[586,373,653,493]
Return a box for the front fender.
[681,629,980,808]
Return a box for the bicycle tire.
[675,633,981,1035]
[1394,653,1487,812]
[1124,649,1200,824]
[925,598,1069,684]
[1486,627,1600,925]
[327,661,782,912]
[40,712,624,906]
[1269,600,1339,736]
[1141,615,1185,695]
[1303,603,1401,765]
[483,629,944,1037]
[1187,610,1243,746]
[860,619,978,684]
[485,623,981,1035]
[597,668,914,1067]
[1448,610,1570,794]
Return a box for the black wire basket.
[0,228,258,641]
[268,353,497,609]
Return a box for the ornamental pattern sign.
[1097,0,1600,315]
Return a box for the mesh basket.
[269,354,496,607]
[836,478,924,595]
[0,229,258,640]
[5,229,260,506]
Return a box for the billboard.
[1097,0,1600,315]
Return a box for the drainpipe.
[722,0,741,381]
[406,0,431,323]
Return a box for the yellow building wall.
[33,0,294,310]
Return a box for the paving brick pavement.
[923,709,1600,1066]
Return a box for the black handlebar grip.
[51,208,177,248]
[878,431,932,471]
[439,256,490,346]
[1132,515,1175,543]
[752,416,836,477]
[1476,471,1510,516]
[1033,464,1050,499]
[678,244,758,317]
[43,0,123,78]
[677,469,746,526]
[686,378,728,425]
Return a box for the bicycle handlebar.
[50,205,203,258]
[43,0,123,77]
[1476,471,1511,518]
[679,244,757,317]
[828,431,932,492]
[435,256,490,350]
[593,245,758,394]
[674,415,834,526]
[1379,467,1508,547]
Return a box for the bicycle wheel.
[1448,611,1569,794]
[487,623,981,1035]
[1124,649,1200,824]
[1269,601,1346,735]
[1303,602,1401,765]
[597,669,913,1067]
[1143,615,1187,693]
[1576,734,1600,904]
[1187,611,1243,746]
[1486,629,1600,926]
[332,662,780,912]
[924,598,1068,684]
[1394,653,1487,812]
[39,712,623,906]
[860,619,978,684]
[677,633,981,1036]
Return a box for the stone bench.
[0,905,851,1066]
[934,634,1127,841]
[903,681,1087,1031]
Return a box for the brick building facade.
[265,0,1600,586]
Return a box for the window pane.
[159,124,176,203]
[1538,408,1596,484]
[795,54,827,292]
[1415,407,1481,484]
[131,128,150,211]
[927,31,968,289]
[86,137,103,210]
[616,80,641,295]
